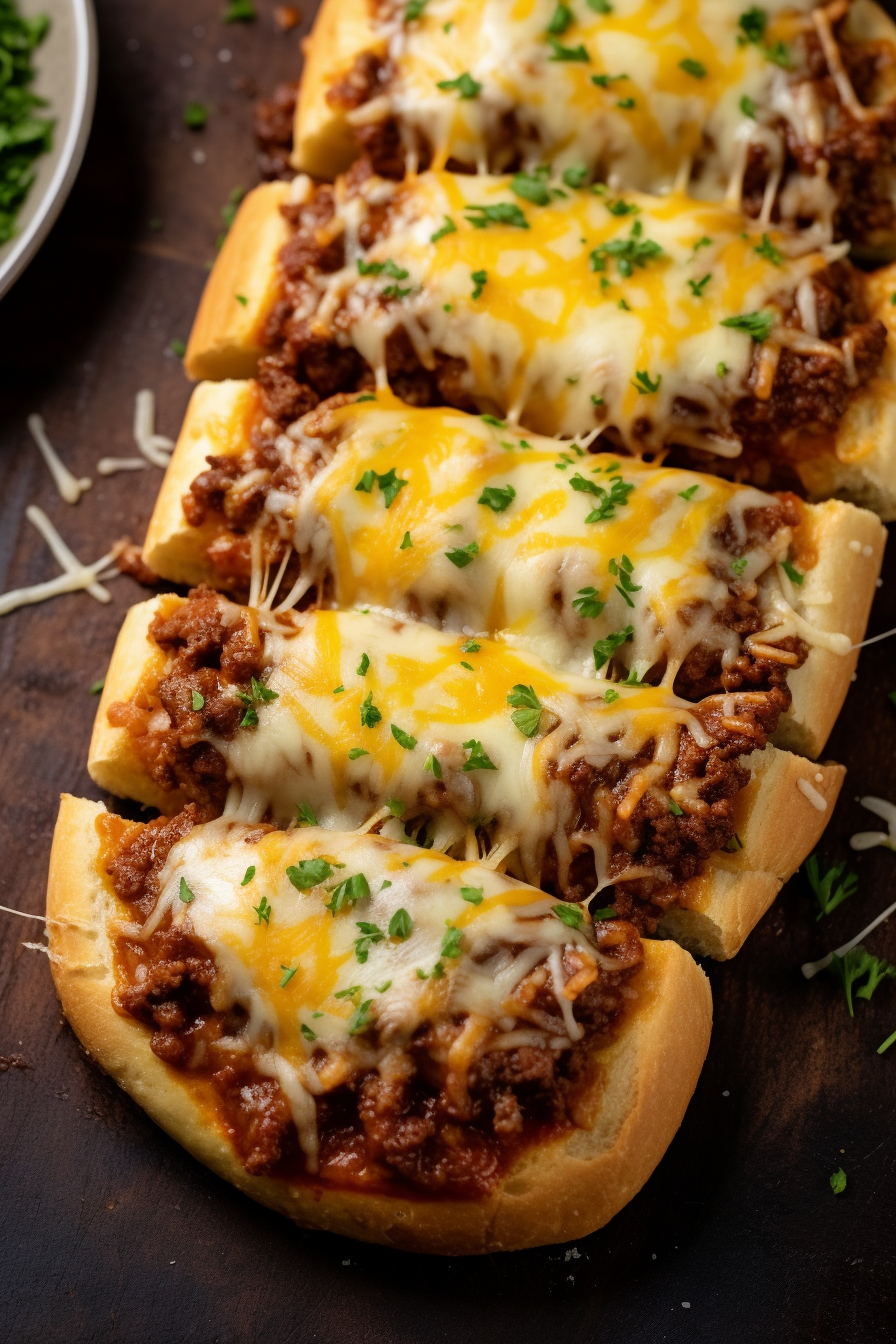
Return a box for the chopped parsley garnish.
[253,895,272,925]
[441,924,463,959]
[191,689,205,711]
[354,465,408,508]
[461,886,484,904]
[462,640,481,653]
[404,0,429,18]
[184,101,209,129]
[830,1168,846,1195]
[781,558,804,586]
[279,965,297,988]
[548,36,590,61]
[295,801,318,827]
[604,688,620,703]
[241,866,255,886]
[738,7,766,44]
[348,747,369,760]
[400,531,412,549]
[593,624,634,671]
[391,724,418,750]
[224,0,256,19]
[688,274,712,298]
[300,1022,316,1041]
[562,163,589,188]
[460,661,474,672]
[326,872,371,915]
[609,554,642,607]
[679,57,706,78]
[620,666,644,687]
[462,739,497,771]
[679,484,700,501]
[804,854,857,920]
[360,691,382,729]
[591,72,627,87]
[573,586,606,619]
[234,293,248,307]
[382,284,412,300]
[668,798,684,817]
[553,902,585,930]
[481,414,507,427]
[356,652,370,677]
[587,0,613,11]
[763,40,792,68]
[376,980,392,994]
[334,986,361,1000]
[236,675,279,727]
[507,684,543,738]
[721,309,775,342]
[546,2,573,34]
[632,369,662,394]
[755,232,783,266]
[464,202,530,230]
[286,858,333,891]
[740,94,756,118]
[828,945,896,1016]
[333,685,345,696]
[717,361,729,377]
[179,877,195,904]
[616,96,636,109]
[354,921,385,963]
[347,998,374,1036]
[423,753,442,779]
[478,483,516,512]
[437,72,481,99]
[511,169,553,206]
[573,472,635,523]
[389,907,413,939]
[470,269,488,299]
[592,906,617,920]
[590,219,663,278]
[731,556,748,577]
[357,257,409,280]
[430,215,457,242]
[446,540,480,568]
[169,339,186,358]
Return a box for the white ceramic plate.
[0,0,97,300]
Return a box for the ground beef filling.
[108,813,642,1197]
[106,588,266,811]
[319,22,896,249]
[256,169,886,474]
[108,591,781,925]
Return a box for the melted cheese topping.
[314,171,842,447]
[148,819,609,1167]
[213,606,720,886]
[287,395,799,680]
[368,0,842,224]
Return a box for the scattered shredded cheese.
[133,389,174,468]
[27,414,92,504]
[0,507,120,617]
[796,778,827,811]
[97,457,150,476]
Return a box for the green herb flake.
[688,274,712,298]
[462,640,481,653]
[462,739,497,771]
[604,688,620,703]
[717,361,729,377]
[354,920,386,963]
[632,369,662,394]
[740,94,757,118]
[590,219,664,279]
[616,96,636,109]
[446,540,480,568]
[830,1167,847,1195]
[376,980,392,993]
[190,688,205,711]
[356,652,370,677]
[721,309,776,342]
[828,945,896,1016]
[241,866,256,887]
[572,586,606,619]
[423,752,442,779]
[478,483,516,513]
[562,163,589,188]
[553,902,585,929]
[400,531,412,550]
[679,57,707,78]
[731,556,748,577]
[668,798,684,817]
[461,886,484,905]
[279,964,297,988]
[441,924,463,959]
[609,553,642,607]
[286,858,334,891]
[679,484,699,501]
[223,0,256,19]
[389,907,413,939]
[781,558,804,586]
[437,71,482,98]
[295,801,318,828]
[179,877,195,904]
[404,0,429,18]
[471,269,488,299]
[326,872,371,915]
[360,691,382,729]
[300,1022,316,1040]
[593,624,634,671]
[465,202,530,230]
[169,339,186,358]
[348,747,369,760]
[755,232,783,266]
[548,35,590,61]
[390,724,418,751]
[253,895,272,925]
[430,215,457,242]
[184,101,209,130]
[507,683,543,738]
[591,72,627,87]
[347,998,374,1035]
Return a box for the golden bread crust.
[292,0,381,178]
[47,795,711,1254]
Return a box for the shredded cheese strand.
[27,414,91,504]
[25,506,112,604]
[133,389,174,468]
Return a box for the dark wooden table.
[2,3,895,1340]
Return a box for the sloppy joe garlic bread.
[294,0,896,260]
[48,795,712,1254]
[88,594,844,960]
[142,384,886,760]
[184,175,896,516]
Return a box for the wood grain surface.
[1,3,895,1340]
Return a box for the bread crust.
[86,596,844,960]
[292,0,381,178]
[140,377,884,758]
[181,188,896,516]
[47,794,712,1254]
[184,182,292,383]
